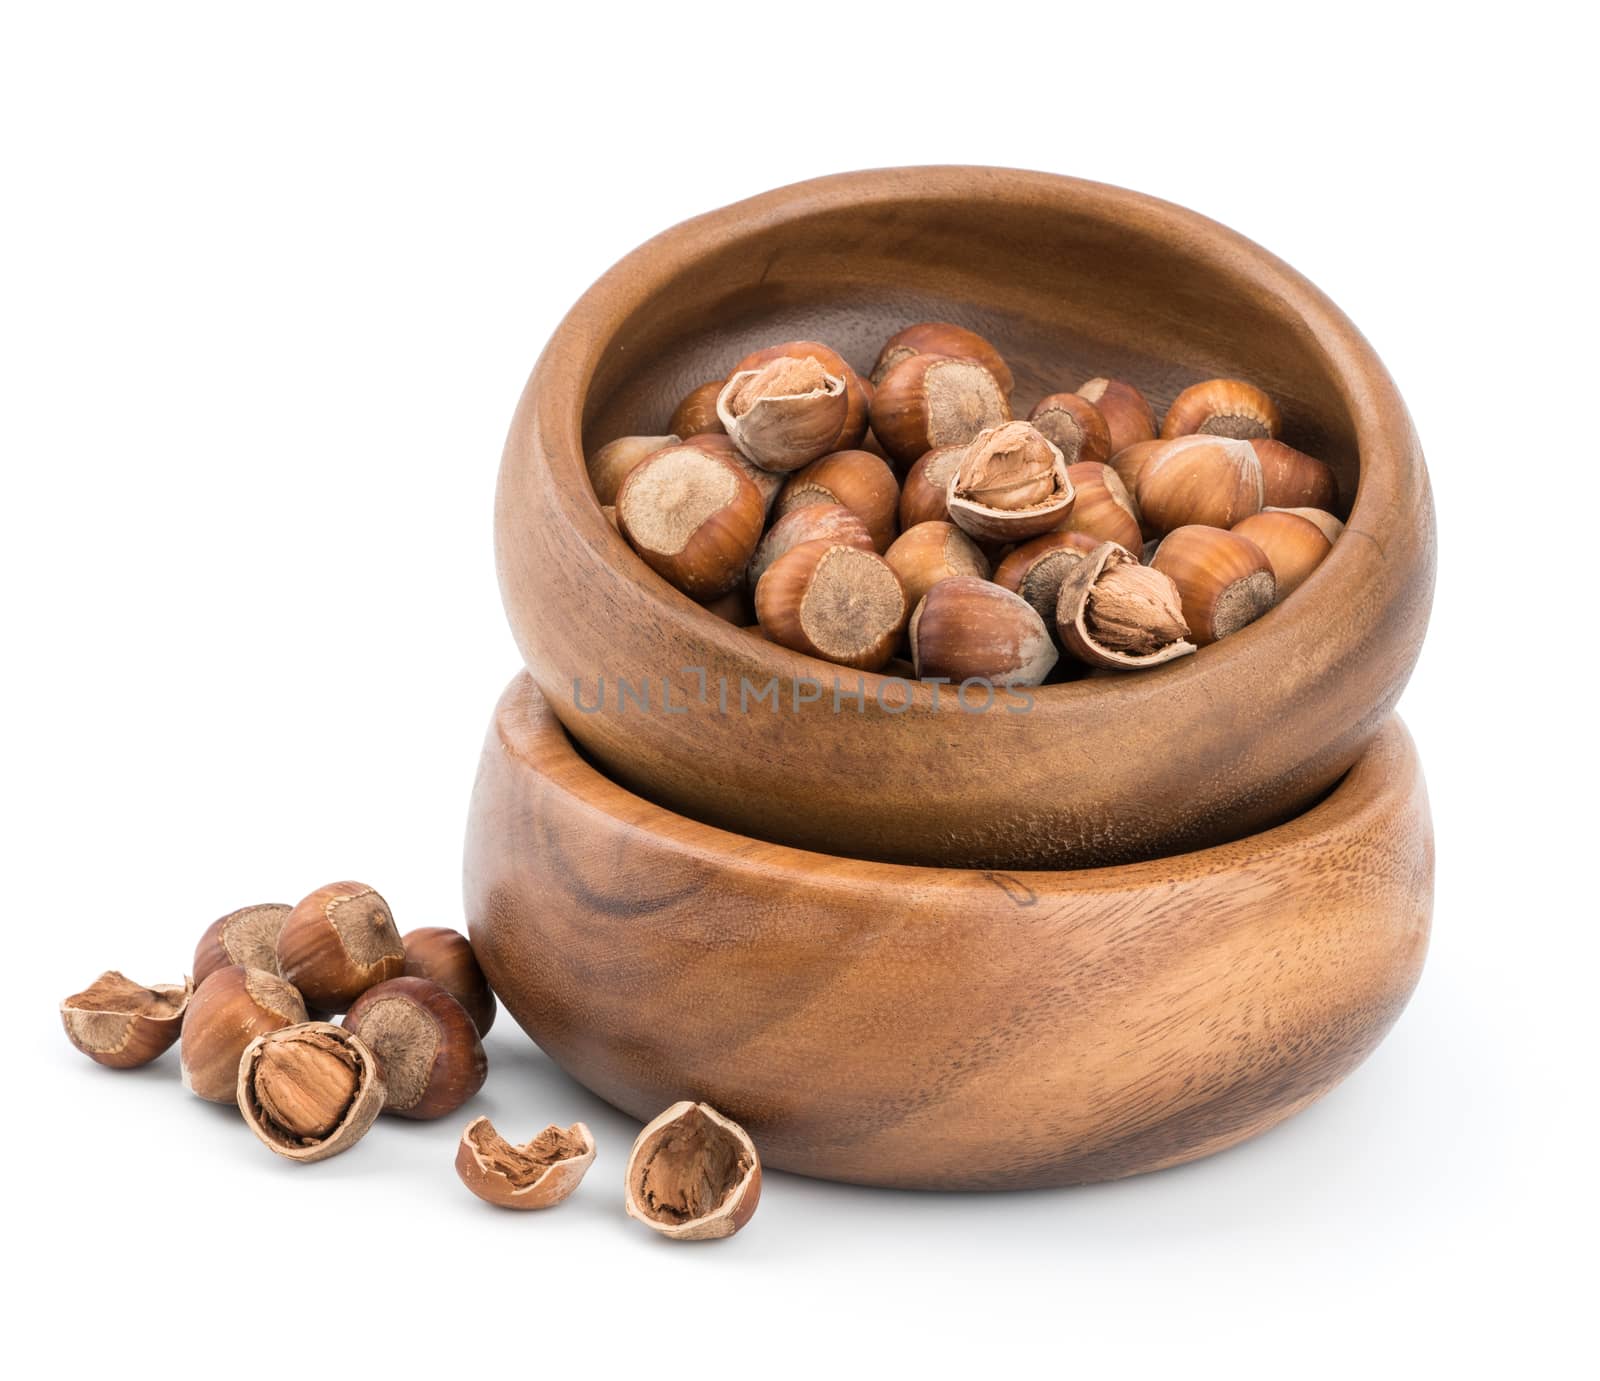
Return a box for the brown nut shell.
[731,340,869,453]
[1055,542,1195,670]
[181,965,309,1102]
[615,440,767,599]
[883,521,991,612]
[1077,377,1158,453]
[343,976,488,1120]
[748,503,874,590]
[1027,392,1112,465]
[1054,461,1143,553]
[909,576,1058,687]
[1249,438,1339,511]
[401,927,496,1036]
[1137,435,1264,533]
[193,903,291,988]
[1161,378,1281,440]
[716,356,848,473]
[774,449,900,553]
[624,1101,762,1241]
[754,539,907,672]
[1230,510,1333,600]
[456,1116,596,1210]
[1108,441,1167,540]
[1266,505,1346,543]
[60,972,192,1069]
[277,881,405,1014]
[668,381,726,439]
[238,1021,384,1162]
[1151,525,1277,645]
[586,435,679,506]
[992,529,1101,627]
[946,422,1074,543]
[870,354,1012,464]
[897,444,966,529]
[870,321,1014,396]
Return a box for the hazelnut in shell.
[870,321,1014,396]
[716,355,848,473]
[277,881,405,1014]
[1249,438,1339,512]
[401,926,496,1036]
[1027,392,1112,465]
[774,449,900,552]
[343,976,488,1120]
[586,434,679,506]
[993,529,1101,626]
[909,576,1058,687]
[898,444,966,529]
[456,1117,596,1210]
[181,965,309,1102]
[730,340,869,453]
[1137,435,1264,533]
[668,380,726,439]
[1161,378,1281,440]
[1108,440,1167,540]
[238,1021,384,1163]
[192,902,291,988]
[1151,525,1277,645]
[754,539,907,672]
[1230,510,1333,600]
[60,972,192,1069]
[1266,506,1346,543]
[870,354,1011,464]
[1077,377,1158,453]
[1055,542,1195,670]
[748,503,874,590]
[624,1101,762,1241]
[946,422,1074,543]
[1055,460,1143,554]
[883,521,991,612]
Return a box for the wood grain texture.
[465,675,1433,1191]
[496,167,1436,868]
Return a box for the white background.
[4,3,1595,1375]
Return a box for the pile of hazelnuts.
[590,323,1343,686]
[58,890,762,1238]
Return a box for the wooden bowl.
[466,674,1433,1191]
[497,167,1435,868]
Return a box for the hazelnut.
[60,971,192,1069]
[193,902,291,988]
[883,521,991,611]
[1266,505,1346,543]
[897,444,966,529]
[946,422,1074,542]
[1136,435,1264,533]
[401,927,496,1036]
[993,529,1101,626]
[1108,441,1167,540]
[748,503,874,590]
[870,321,1014,396]
[456,1116,596,1210]
[668,380,726,439]
[1249,438,1339,511]
[1230,510,1333,600]
[1076,377,1158,453]
[586,434,679,506]
[774,449,900,552]
[343,976,488,1120]
[615,438,767,599]
[716,355,848,473]
[730,340,869,453]
[238,1021,384,1163]
[1027,392,1112,465]
[754,539,907,672]
[1161,378,1281,440]
[870,354,1012,465]
[276,881,405,1014]
[909,576,1058,687]
[624,1101,761,1241]
[1055,461,1143,554]
[1055,542,1195,670]
[1151,525,1276,645]
[180,965,309,1102]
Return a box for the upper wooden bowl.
[497,167,1435,868]
[466,674,1433,1191]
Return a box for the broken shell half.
[945,421,1075,543]
[1055,542,1196,670]
[455,1116,597,1210]
[60,971,192,1069]
[237,1021,385,1163]
[624,1101,762,1241]
[716,356,849,473]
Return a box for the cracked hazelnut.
[456,1117,596,1210]
[401,927,496,1036]
[1027,392,1112,465]
[277,881,404,1014]
[898,444,966,529]
[748,503,874,590]
[870,321,1014,396]
[993,529,1101,626]
[1151,525,1276,645]
[909,576,1058,687]
[730,340,869,453]
[946,422,1074,542]
[624,1101,762,1241]
[586,435,679,506]
[1161,378,1281,440]
[1055,460,1143,553]
[181,965,308,1102]
[774,449,900,552]
[870,354,1011,464]
[193,903,291,988]
[717,355,848,473]
[1077,377,1158,452]
[668,380,726,439]
[343,976,487,1120]
[754,539,907,672]
[1056,542,1195,670]
[238,1022,384,1162]
[1249,438,1339,511]
[60,971,192,1069]
[1137,435,1264,533]
[884,520,991,611]
[1231,510,1333,599]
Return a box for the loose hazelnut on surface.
[946,422,1074,543]
[60,972,192,1069]
[615,439,767,599]
[870,354,1012,464]
[1151,525,1277,645]
[754,539,908,672]
[1230,510,1333,600]
[1055,461,1143,554]
[716,355,848,473]
[277,881,405,1014]
[1249,438,1339,511]
[180,965,308,1102]
[909,576,1059,687]
[884,521,991,611]
[401,927,496,1036]
[898,444,966,529]
[1161,378,1281,440]
[1055,542,1195,670]
[456,1117,596,1211]
[870,321,1015,396]
[343,976,488,1120]
[668,380,727,439]
[1267,505,1346,543]
[731,340,870,453]
[1137,435,1264,533]
[774,449,900,553]
[624,1101,762,1242]
[1077,377,1158,453]
[238,1021,384,1163]
[193,902,291,988]
[1027,392,1113,465]
[586,435,679,506]
[748,503,874,590]
[993,529,1101,626]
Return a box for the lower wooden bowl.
[466,673,1433,1191]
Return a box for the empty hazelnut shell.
[1161,378,1281,440]
[277,881,405,1014]
[60,971,192,1069]
[456,1116,597,1210]
[238,1021,385,1163]
[343,976,487,1120]
[624,1101,762,1241]
[1055,542,1195,670]
[192,902,291,988]
[870,354,1012,464]
[401,927,496,1036]
[870,321,1014,396]
[181,965,309,1102]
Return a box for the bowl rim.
[504,165,1431,709]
